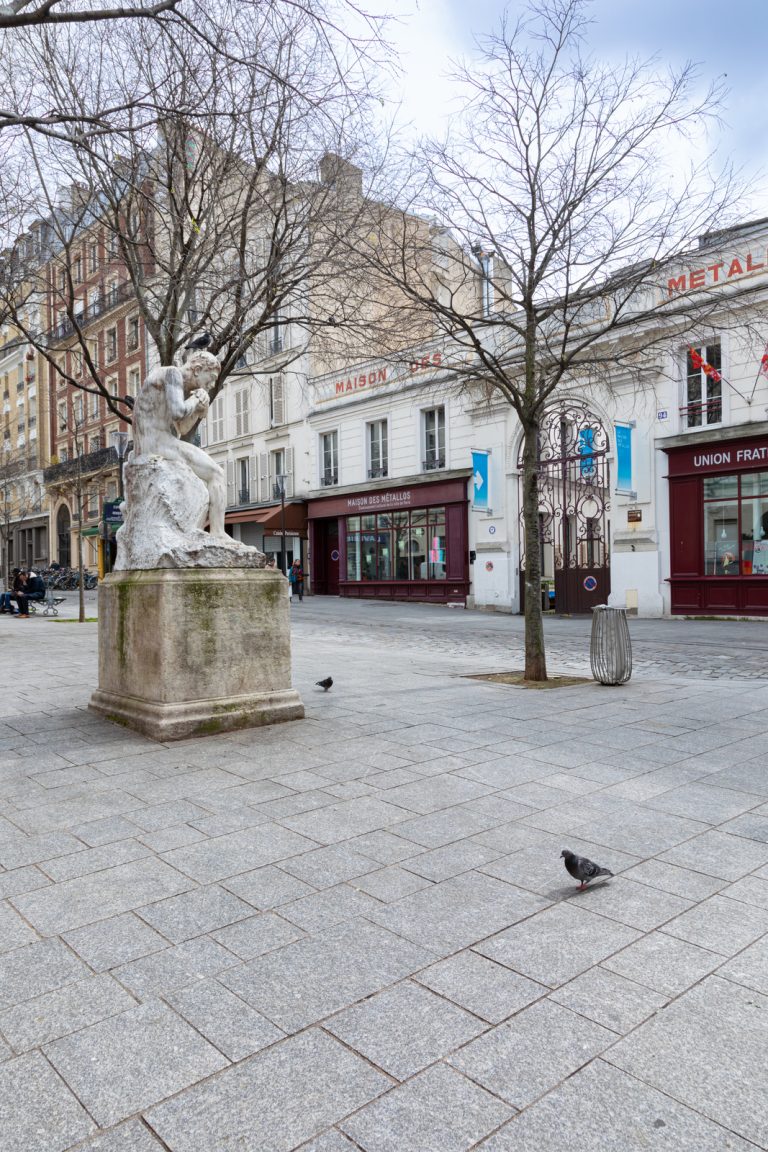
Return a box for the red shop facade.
[308,475,471,602]
[666,431,768,615]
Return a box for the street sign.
[471,449,490,511]
[103,501,124,525]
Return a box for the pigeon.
[561,849,613,890]
[316,677,333,691]
[185,332,212,351]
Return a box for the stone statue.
[114,350,265,570]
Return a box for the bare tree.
[0,3,388,422]
[360,0,759,680]
[0,440,39,584]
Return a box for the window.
[237,457,250,503]
[89,242,98,273]
[107,232,118,259]
[88,340,99,370]
[684,344,722,428]
[89,390,100,420]
[367,419,388,478]
[58,401,67,432]
[127,315,139,351]
[73,395,83,424]
[269,375,284,426]
[704,471,768,577]
[346,507,447,583]
[234,388,250,436]
[105,328,117,362]
[209,394,224,442]
[71,349,83,377]
[320,430,338,486]
[423,406,445,470]
[73,256,82,284]
[128,367,140,398]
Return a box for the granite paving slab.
[144,1028,391,1152]
[111,937,240,999]
[0,937,91,1010]
[368,870,549,953]
[605,976,768,1148]
[480,1057,756,1151]
[0,865,50,900]
[324,980,487,1080]
[44,999,228,1128]
[476,903,640,988]
[402,840,503,882]
[0,831,85,869]
[602,931,723,997]
[160,823,320,884]
[720,874,768,909]
[297,1133,359,1152]
[662,893,768,955]
[0,973,135,1051]
[165,979,285,1061]
[620,859,727,901]
[62,912,168,971]
[569,876,693,932]
[416,950,547,1024]
[641,782,764,824]
[135,884,256,943]
[11,856,195,935]
[211,911,306,960]
[0,901,39,953]
[220,918,435,1033]
[718,935,768,995]
[340,1062,513,1152]
[449,998,614,1110]
[280,797,413,844]
[0,1049,95,1152]
[220,864,316,908]
[346,829,424,863]
[719,812,768,842]
[658,828,768,879]
[549,967,668,1034]
[348,864,433,901]
[279,883,383,932]
[75,1119,169,1150]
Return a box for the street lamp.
[275,472,287,575]
[110,430,130,500]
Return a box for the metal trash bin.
[590,605,632,685]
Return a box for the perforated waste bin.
[590,604,632,685]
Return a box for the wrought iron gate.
[519,401,611,614]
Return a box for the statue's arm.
[164,369,209,437]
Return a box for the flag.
[760,343,768,378]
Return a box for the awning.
[225,501,307,536]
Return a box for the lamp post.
[275,472,287,575]
[110,430,129,501]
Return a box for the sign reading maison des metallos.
[314,352,443,403]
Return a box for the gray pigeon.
[185,331,212,351]
[316,676,333,691]
[561,849,613,889]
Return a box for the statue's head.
[182,350,220,395]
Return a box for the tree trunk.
[522,419,547,681]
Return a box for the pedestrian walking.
[288,559,304,602]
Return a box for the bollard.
[590,604,632,685]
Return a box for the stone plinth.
[90,568,304,741]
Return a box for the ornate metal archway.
[518,401,611,614]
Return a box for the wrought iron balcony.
[268,336,284,355]
[367,465,388,479]
[320,469,338,487]
[43,444,127,484]
[46,281,136,344]
[423,455,446,471]
[238,487,252,505]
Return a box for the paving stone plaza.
[2,598,768,1151]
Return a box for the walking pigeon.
[561,849,613,890]
[316,677,333,691]
[185,332,212,351]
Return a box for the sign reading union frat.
[666,435,768,477]
[316,351,443,402]
[667,251,767,296]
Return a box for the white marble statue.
[114,351,265,570]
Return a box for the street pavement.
[1,598,768,1150]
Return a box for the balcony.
[47,281,136,344]
[679,400,722,429]
[238,487,252,505]
[268,336,284,355]
[43,444,124,484]
[367,466,388,479]
[320,469,338,487]
[423,454,446,471]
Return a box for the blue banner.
[578,428,596,478]
[615,424,633,492]
[471,450,490,510]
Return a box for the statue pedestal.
[90,568,304,741]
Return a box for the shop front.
[225,502,307,573]
[665,431,768,615]
[308,475,470,602]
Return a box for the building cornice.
[657,420,768,451]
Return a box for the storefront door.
[313,518,340,595]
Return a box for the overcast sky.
[384,0,768,202]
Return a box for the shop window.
[320,430,338,486]
[422,406,445,470]
[346,507,446,582]
[703,471,768,576]
[367,420,388,479]
[684,345,722,428]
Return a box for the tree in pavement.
[359,0,756,680]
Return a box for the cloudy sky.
[384,0,768,197]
